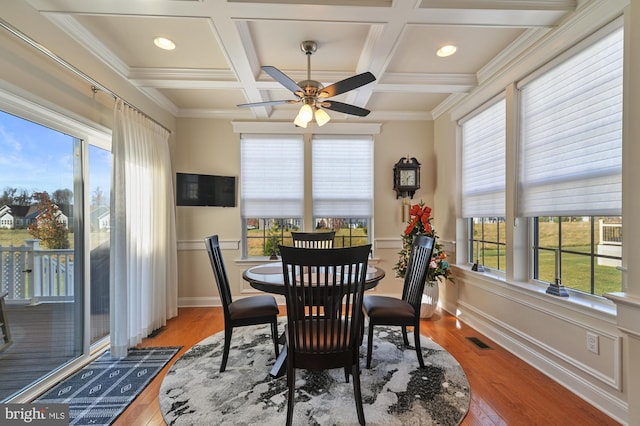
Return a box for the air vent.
[466,336,492,350]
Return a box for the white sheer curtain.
[110,99,178,357]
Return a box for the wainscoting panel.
[454,275,627,424]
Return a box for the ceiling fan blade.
[322,101,371,117]
[319,72,376,98]
[237,99,298,108]
[262,66,303,95]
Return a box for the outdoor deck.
[0,302,107,401]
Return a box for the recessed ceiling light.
[154,37,176,50]
[437,45,457,57]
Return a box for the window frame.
[311,135,374,249]
[531,216,622,296]
[468,217,507,273]
[0,87,112,401]
[239,129,376,258]
[517,22,624,295]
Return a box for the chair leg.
[271,318,280,357]
[413,323,425,368]
[401,325,410,346]
[352,363,366,425]
[366,323,375,369]
[220,325,233,372]
[344,367,350,383]
[286,363,296,426]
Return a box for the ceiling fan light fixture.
[437,45,457,57]
[294,113,309,128]
[297,103,314,123]
[154,36,176,50]
[314,107,331,126]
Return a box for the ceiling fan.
[237,40,376,127]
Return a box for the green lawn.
[0,229,108,250]
[475,221,621,295]
[0,229,34,247]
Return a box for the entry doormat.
[36,347,180,425]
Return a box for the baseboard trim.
[456,301,627,425]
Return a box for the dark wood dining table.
[242,262,385,377]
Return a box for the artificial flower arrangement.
[393,201,454,284]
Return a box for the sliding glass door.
[89,145,111,344]
[0,105,111,401]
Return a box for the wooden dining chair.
[279,244,371,426]
[204,235,280,372]
[290,231,335,248]
[363,235,435,368]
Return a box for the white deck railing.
[0,239,74,304]
[598,220,622,267]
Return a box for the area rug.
[36,347,180,425]
[160,321,469,425]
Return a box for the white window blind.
[519,27,623,217]
[241,134,304,218]
[312,135,373,218]
[461,98,506,218]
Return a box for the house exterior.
[0,206,13,229]
[91,206,110,231]
[0,205,69,230]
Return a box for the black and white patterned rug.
[160,321,469,425]
[37,347,180,425]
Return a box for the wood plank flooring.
[115,307,620,426]
[0,303,79,400]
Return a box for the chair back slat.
[291,231,335,248]
[401,235,435,312]
[204,235,233,317]
[279,244,370,362]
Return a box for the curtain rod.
[0,17,171,134]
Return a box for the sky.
[0,110,111,204]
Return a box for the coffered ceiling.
[19,0,578,122]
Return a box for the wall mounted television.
[176,172,237,207]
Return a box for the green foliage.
[264,221,281,257]
[394,201,453,283]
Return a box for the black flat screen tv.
[176,172,237,207]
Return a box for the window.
[241,134,304,257]
[312,135,373,247]
[240,133,374,256]
[519,25,623,293]
[461,98,506,271]
[533,216,622,296]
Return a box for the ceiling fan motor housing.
[300,40,317,55]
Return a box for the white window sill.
[453,265,617,321]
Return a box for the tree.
[15,190,32,205]
[28,192,69,249]
[91,186,106,208]
[52,188,73,205]
[0,187,17,206]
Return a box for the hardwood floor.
[115,307,620,426]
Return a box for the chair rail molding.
[178,239,239,251]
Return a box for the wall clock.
[393,157,420,199]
